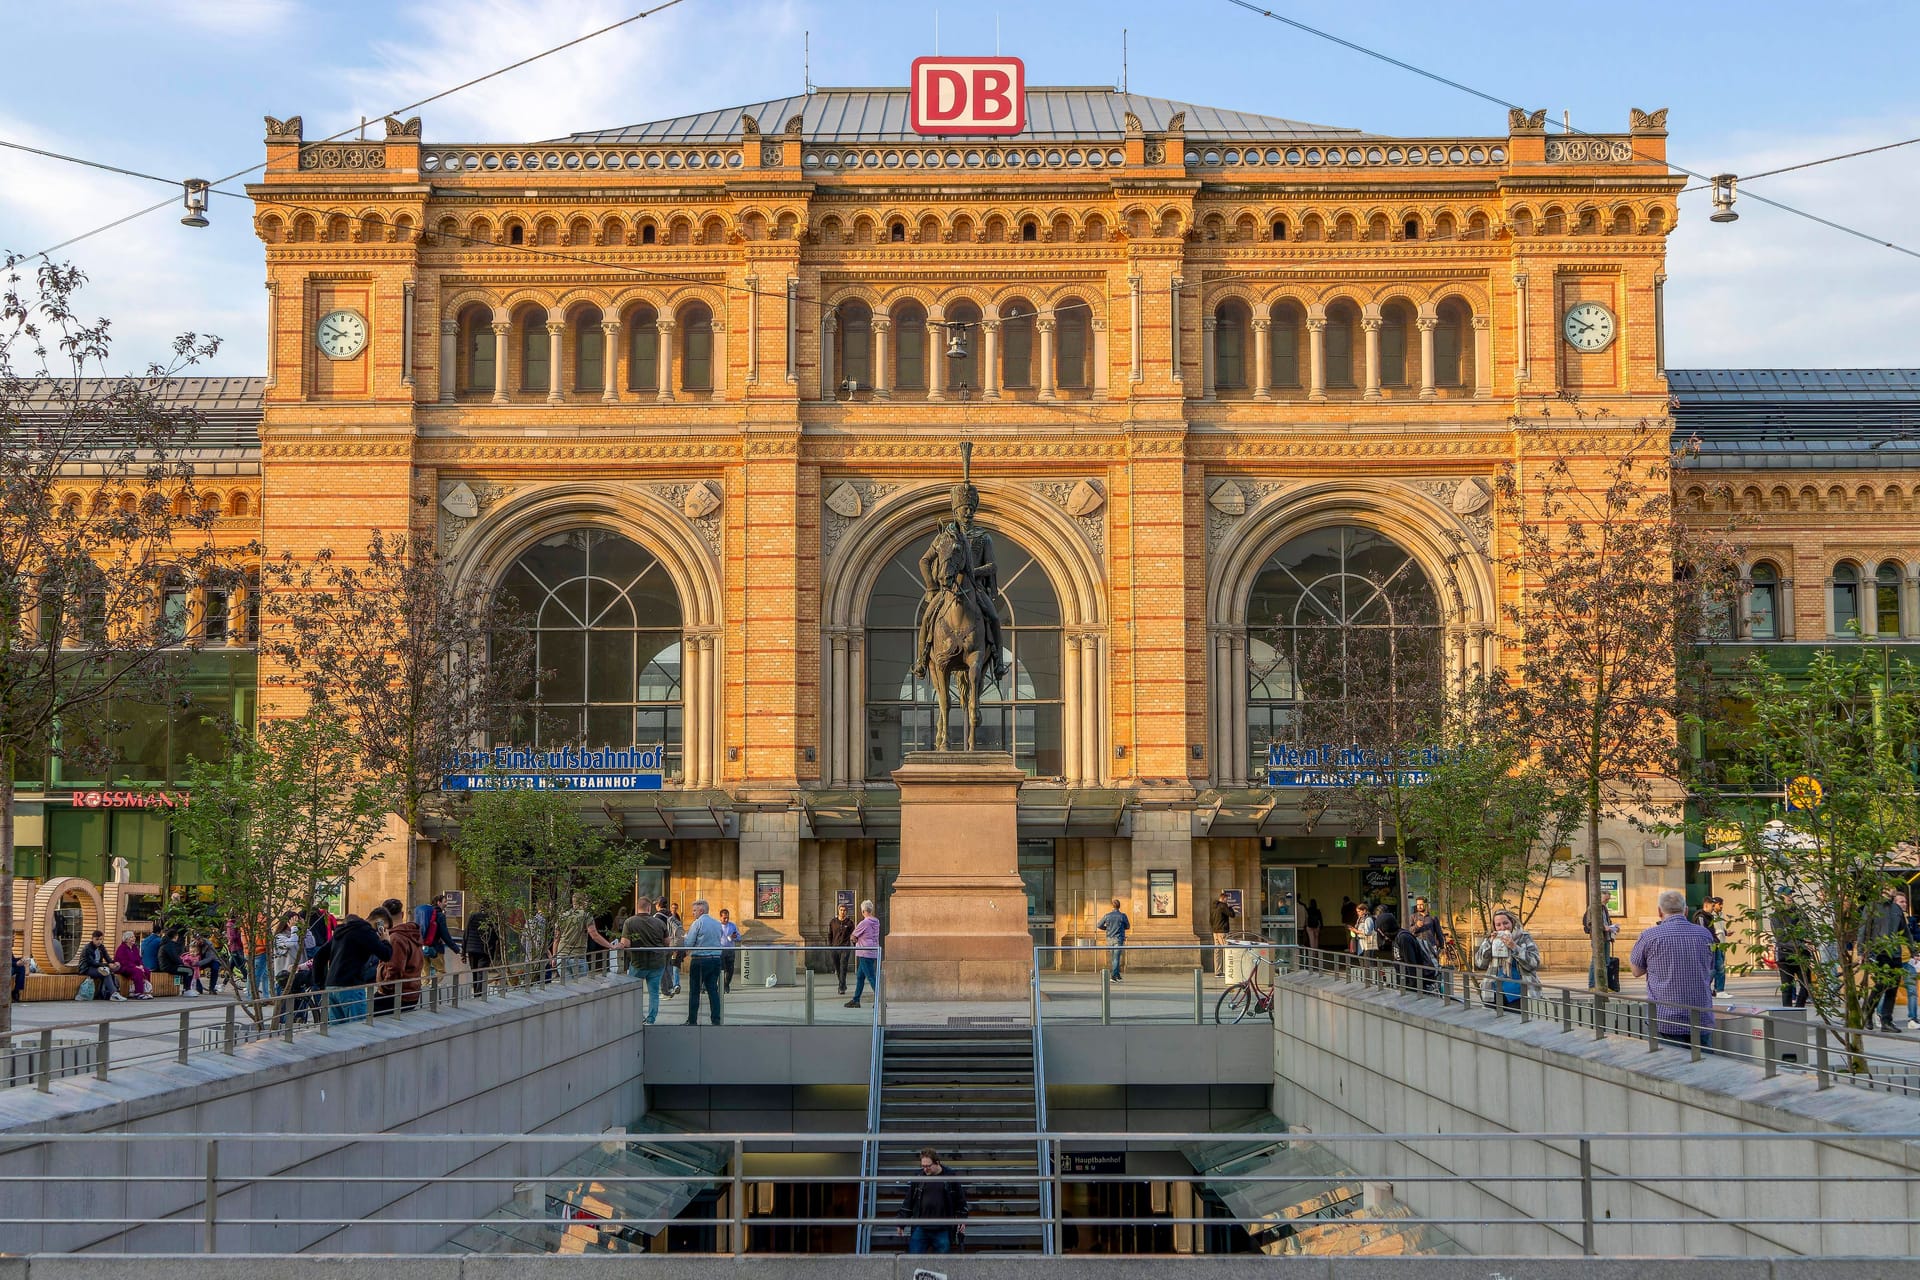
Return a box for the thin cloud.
[335,0,803,144]
[1666,119,1920,368]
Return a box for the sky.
[2,0,1916,376]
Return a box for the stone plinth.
[885,750,1031,1000]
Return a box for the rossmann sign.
[910,57,1026,136]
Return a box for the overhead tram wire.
[1220,0,1920,261]
[24,0,692,261]
[1677,136,1920,194]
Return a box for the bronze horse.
[921,521,992,750]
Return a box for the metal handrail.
[1029,963,1055,1255]
[7,1126,1920,1255]
[855,959,885,1255]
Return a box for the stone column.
[982,319,1002,399]
[1092,318,1109,398]
[490,321,510,404]
[439,320,458,403]
[1128,275,1143,383]
[1200,316,1218,400]
[1306,315,1327,402]
[1472,315,1493,397]
[656,318,677,403]
[829,631,850,784]
[545,321,565,404]
[1361,312,1382,401]
[1417,316,1438,399]
[1037,316,1058,401]
[1080,633,1102,786]
[711,321,727,396]
[1228,631,1248,786]
[1780,576,1797,642]
[845,631,864,783]
[1212,630,1232,784]
[1252,317,1272,400]
[1512,273,1529,386]
[1062,631,1082,783]
[698,633,717,785]
[819,313,838,401]
[682,636,703,787]
[872,316,892,399]
[226,574,250,648]
[601,320,621,403]
[927,308,948,401]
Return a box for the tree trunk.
[1587,802,1606,991]
[1,762,14,1034]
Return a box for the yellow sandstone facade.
[246,89,1686,961]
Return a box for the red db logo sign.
[910,57,1026,136]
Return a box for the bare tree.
[1261,561,1444,917]
[266,525,534,900]
[1497,409,1740,986]
[0,256,231,1031]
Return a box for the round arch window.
[1245,525,1441,776]
[497,530,684,778]
[865,531,1062,778]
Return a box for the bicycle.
[1214,933,1277,1024]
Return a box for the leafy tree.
[1408,675,1581,943]
[450,783,649,958]
[1705,648,1920,1055]
[266,527,534,900]
[0,257,232,1031]
[1497,412,1740,986]
[175,708,392,1008]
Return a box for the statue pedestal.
[885,750,1032,1001]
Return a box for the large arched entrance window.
[1245,525,1441,777]
[498,529,684,779]
[864,532,1063,778]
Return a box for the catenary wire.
[22,0,692,261]
[1221,0,1920,260]
[1677,135,1920,193]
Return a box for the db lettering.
[910,57,1026,136]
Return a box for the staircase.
[868,1027,1043,1253]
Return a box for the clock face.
[315,309,369,360]
[1562,302,1616,353]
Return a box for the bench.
[21,972,180,1001]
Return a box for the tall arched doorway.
[863,534,1064,779]
[497,528,686,780]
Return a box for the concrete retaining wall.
[1271,972,1920,1258]
[0,979,649,1255]
[0,1254,1898,1277]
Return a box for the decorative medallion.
[1064,479,1105,517]
[649,481,723,556]
[825,481,864,519]
[437,479,510,556]
[1205,479,1295,555]
[1409,477,1494,552]
[682,479,722,519]
[1030,479,1107,558]
[1450,477,1492,516]
[441,481,479,519]
[822,479,898,559]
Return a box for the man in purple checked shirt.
[1629,888,1717,1049]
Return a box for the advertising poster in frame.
[755,870,785,919]
[1147,870,1177,918]
[1599,871,1625,920]
[836,888,856,914]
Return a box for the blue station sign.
[442,746,666,792]
[1266,743,1439,788]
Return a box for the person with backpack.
[622,897,671,1024]
[463,909,500,995]
[414,895,463,980]
[1375,909,1437,993]
[1473,908,1542,1008]
[896,1148,968,1254]
[313,912,391,1025]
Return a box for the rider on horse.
[913,478,1006,687]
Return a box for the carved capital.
[1415,317,1438,332]
[656,318,677,334]
[601,320,622,337]
[1360,318,1382,333]
[872,316,892,333]
[545,321,564,336]
[1251,318,1270,332]
[1306,318,1327,333]
[1036,317,1056,333]
[490,321,511,337]
[441,320,459,336]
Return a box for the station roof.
[1669,368,1920,468]
[8,376,264,452]
[560,87,1364,145]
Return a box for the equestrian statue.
[912,441,1007,751]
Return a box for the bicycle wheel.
[1216,983,1253,1024]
